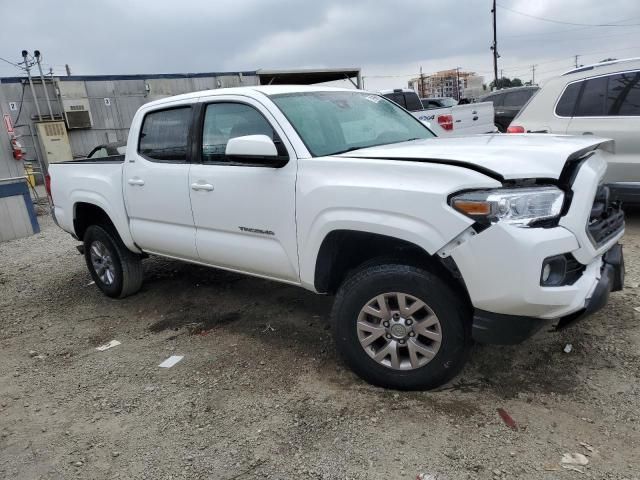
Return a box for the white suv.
[509,58,640,204]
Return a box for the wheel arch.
[73,200,139,252]
[313,229,471,304]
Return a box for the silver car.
[508,58,640,205]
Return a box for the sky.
[1,0,639,91]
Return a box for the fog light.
[540,255,568,286]
[542,263,552,283]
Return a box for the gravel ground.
[1,212,639,480]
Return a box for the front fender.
[299,208,469,290]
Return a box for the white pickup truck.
[379,88,496,136]
[48,86,625,390]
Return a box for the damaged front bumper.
[472,243,625,345]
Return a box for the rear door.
[123,103,198,259]
[566,71,640,183]
[188,95,299,282]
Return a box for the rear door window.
[555,82,582,117]
[606,71,640,116]
[485,94,503,107]
[575,76,608,117]
[384,93,406,108]
[139,107,192,162]
[503,90,532,107]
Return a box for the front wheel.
[331,263,471,390]
[83,225,143,298]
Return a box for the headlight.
[450,186,564,227]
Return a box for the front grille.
[587,185,624,246]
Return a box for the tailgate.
[451,102,495,135]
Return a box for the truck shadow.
[136,256,615,400]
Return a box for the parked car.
[87,141,127,159]
[421,97,459,109]
[379,88,495,136]
[480,86,539,132]
[48,86,624,390]
[508,58,640,204]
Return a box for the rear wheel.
[83,225,143,298]
[331,262,471,390]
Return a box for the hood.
[337,134,613,180]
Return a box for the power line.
[0,56,23,69]
[498,46,640,77]
[497,3,640,27]
[502,16,640,38]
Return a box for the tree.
[489,76,523,90]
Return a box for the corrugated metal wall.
[0,71,259,165]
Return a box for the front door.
[123,104,198,259]
[188,96,299,282]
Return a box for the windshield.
[270,91,435,157]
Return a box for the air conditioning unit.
[56,80,93,129]
[62,98,93,129]
[35,120,73,164]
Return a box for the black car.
[87,141,127,159]
[481,86,539,132]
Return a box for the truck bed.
[55,154,125,165]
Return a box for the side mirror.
[225,134,288,167]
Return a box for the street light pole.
[491,0,499,90]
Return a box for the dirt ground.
[1,211,639,480]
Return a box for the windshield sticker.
[365,95,381,103]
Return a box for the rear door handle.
[191,182,214,192]
[582,132,593,135]
[127,178,145,186]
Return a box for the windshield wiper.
[332,138,425,156]
[332,146,365,155]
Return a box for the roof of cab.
[142,84,361,109]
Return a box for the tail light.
[45,173,52,201]
[507,125,525,134]
[10,137,25,160]
[437,114,454,131]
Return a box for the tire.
[83,224,143,298]
[331,262,471,390]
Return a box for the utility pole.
[491,0,499,90]
[456,67,461,100]
[34,50,54,120]
[531,65,537,85]
[21,50,43,121]
[574,55,580,68]
[420,66,425,98]
[65,64,71,76]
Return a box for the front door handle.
[191,182,214,191]
[127,178,145,186]
[582,132,593,135]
